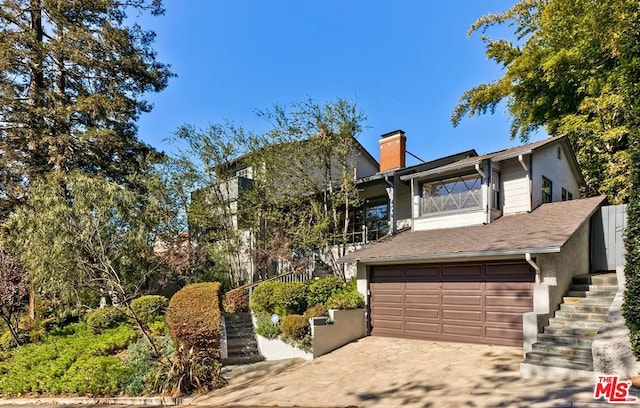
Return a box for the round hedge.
[130,295,168,325]
[166,282,222,357]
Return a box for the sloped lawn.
[0,323,137,396]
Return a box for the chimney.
[379,129,406,172]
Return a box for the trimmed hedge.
[281,314,310,341]
[250,281,308,316]
[166,282,222,358]
[85,307,127,332]
[306,276,343,306]
[303,303,328,319]
[130,295,168,325]
[223,286,249,313]
[623,140,640,358]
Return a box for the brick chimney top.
[379,130,406,172]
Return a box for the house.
[337,130,625,376]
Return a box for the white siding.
[395,184,412,220]
[531,143,581,209]
[501,157,531,215]
[413,210,487,231]
[356,152,379,178]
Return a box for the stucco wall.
[311,309,366,358]
[537,220,591,316]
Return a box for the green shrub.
[306,276,343,306]
[303,303,328,319]
[223,286,249,313]
[254,314,280,339]
[130,295,168,325]
[159,344,226,396]
[249,281,280,314]
[148,320,168,336]
[166,282,222,359]
[326,290,364,310]
[85,307,127,332]
[0,323,137,396]
[624,143,640,358]
[250,281,308,316]
[281,314,310,341]
[123,337,163,395]
[272,282,308,316]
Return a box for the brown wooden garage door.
[369,261,534,347]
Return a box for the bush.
[326,290,364,310]
[254,314,280,339]
[306,276,343,306]
[249,281,280,314]
[159,345,226,396]
[272,282,308,316]
[223,286,249,313]
[303,303,328,319]
[85,307,127,332]
[281,314,310,341]
[0,323,137,395]
[250,281,308,316]
[166,282,222,359]
[130,295,168,325]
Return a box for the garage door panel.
[486,294,532,308]
[443,323,483,337]
[442,281,483,291]
[442,309,482,322]
[372,293,404,304]
[485,311,523,325]
[405,267,440,281]
[405,321,440,333]
[405,294,439,304]
[485,326,523,342]
[370,261,533,347]
[405,307,439,319]
[442,294,482,306]
[371,306,403,317]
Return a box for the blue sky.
[136,1,544,166]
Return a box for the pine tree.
[0,0,172,217]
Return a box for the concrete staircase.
[313,260,333,278]
[523,272,617,374]
[222,312,264,366]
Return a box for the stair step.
[536,333,594,348]
[559,303,610,313]
[569,284,618,293]
[572,273,618,286]
[544,326,598,337]
[548,317,603,329]
[222,354,265,366]
[531,343,593,359]
[553,310,607,320]
[227,339,258,352]
[566,290,615,298]
[562,296,613,305]
[524,351,593,370]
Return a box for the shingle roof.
[400,136,567,181]
[338,196,606,264]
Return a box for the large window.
[542,176,553,203]
[344,197,389,244]
[421,174,483,215]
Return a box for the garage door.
[369,262,534,347]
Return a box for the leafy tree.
[252,99,366,279]
[7,171,173,354]
[451,0,637,203]
[0,0,172,218]
[0,248,27,346]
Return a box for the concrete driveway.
[188,337,612,407]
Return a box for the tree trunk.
[28,281,35,320]
[0,314,21,347]
[123,301,159,356]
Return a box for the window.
[561,188,567,201]
[557,146,562,160]
[422,174,483,215]
[542,177,553,203]
[568,191,573,200]
[235,167,251,179]
[344,197,388,244]
[491,171,500,210]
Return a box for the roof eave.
[339,246,562,265]
[400,160,482,181]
